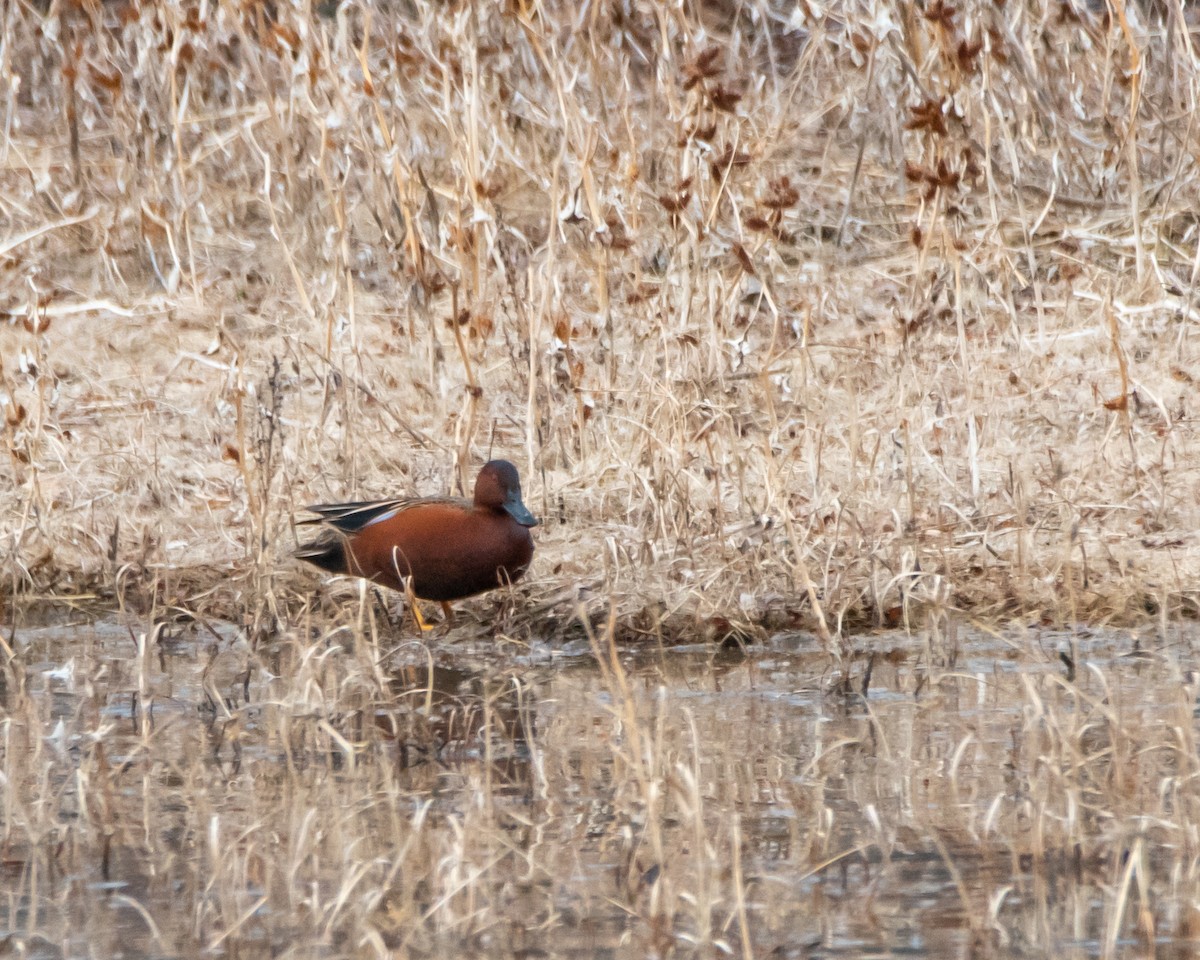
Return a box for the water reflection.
[0,613,1195,957]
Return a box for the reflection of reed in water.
[380,663,533,785]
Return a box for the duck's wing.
[300,496,466,534]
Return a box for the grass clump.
[0,0,1197,637]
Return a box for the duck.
[296,459,538,626]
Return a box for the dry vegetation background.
[3,0,1200,639]
[6,2,1200,957]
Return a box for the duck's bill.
[504,499,540,527]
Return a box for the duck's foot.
[409,599,436,632]
[407,598,457,632]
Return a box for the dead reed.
[2,611,1199,955]
[3,1,1200,951]
[1,0,1198,639]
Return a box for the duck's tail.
[295,535,347,575]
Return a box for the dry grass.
[4,0,1200,954]
[2,0,1199,639]
[4,613,1200,956]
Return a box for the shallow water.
[0,611,1197,958]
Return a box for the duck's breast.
[349,503,533,600]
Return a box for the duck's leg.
[410,601,436,632]
[402,579,436,632]
[440,601,455,628]
[387,549,434,633]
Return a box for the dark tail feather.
[295,536,347,575]
[301,498,413,534]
